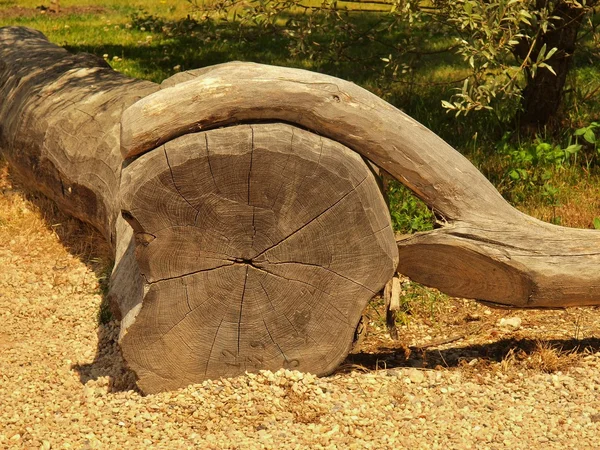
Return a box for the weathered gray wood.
[0,27,398,393]
[119,123,397,392]
[0,27,158,243]
[3,26,600,393]
[0,27,159,348]
[121,62,600,309]
[122,62,517,224]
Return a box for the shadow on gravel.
[4,167,139,393]
[72,322,141,394]
[344,337,600,372]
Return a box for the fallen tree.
[1,26,599,393]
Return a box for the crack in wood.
[259,259,376,295]
[447,231,547,253]
[205,133,220,194]
[145,284,215,349]
[237,265,249,358]
[263,317,286,361]
[268,128,295,210]
[145,261,235,285]
[163,146,201,219]
[373,223,392,235]
[249,126,256,247]
[251,264,352,326]
[257,278,300,337]
[253,175,369,261]
[205,318,224,376]
[184,282,192,312]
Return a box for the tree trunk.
[2,26,600,393]
[518,0,589,129]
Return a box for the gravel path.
[2,167,600,449]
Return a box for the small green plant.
[593,217,600,230]
[394,281,448,327]
[94,259,114,325]
[574,121,599,147]
[97,297,113,325]
[574,122,600,167]
[386,180,435,234]
[499,134,581,209]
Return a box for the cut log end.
[119,123,398,393]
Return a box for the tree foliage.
[188,0,599,127]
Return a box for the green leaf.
[441,100,456,109]
[546,47,558,59]
[509,169,520,180]
[564,144,581,154]
[584,129,596,144]
[594,217,600,230]
[574,127,587,136]
[539,62,556,76]
[537,43,547,63]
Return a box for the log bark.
[0,27,158,243]
[2,26,600,393]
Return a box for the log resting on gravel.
[1,26,599,393]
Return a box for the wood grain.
[121,61,600,309]
[119,124,397,392]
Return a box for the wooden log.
[2,26,600,392]
[0,27,397,393]
[121,62,600,310]
[0,26,158,243]
[119,124,396,392]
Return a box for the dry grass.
[461,339,582,382]
[0,159,112,267]
[519,174,600,228]
[523,341,580,373]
